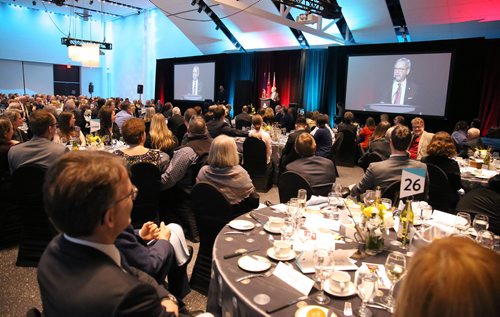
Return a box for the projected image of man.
[383,58,419,105]
[191,66,202,97]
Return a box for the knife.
[249,212,266,225]
[265,295,310,314]
[223,248,260,259]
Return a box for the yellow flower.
[363,206,377,218]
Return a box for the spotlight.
[32,1,36,5]
[190,0,196,6]
[197,5,204,13]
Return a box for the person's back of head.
[380,113,389,123]
[316,114,327,128]
[488,174,500,193]
[122,118,145,145]
[213,105,226,120]
[391,125,412,151]
[454,120,468,132]
[252,114,263,131]
[470,118,481,129]
[172,107,181,116]
[365,117,376,128]
[295,116,308,129]
[208,135,239,168]
[343,111,354,124]
[120,101,131,112]
[0,117,13,142]
[467,128,480,140]
[395,236,500,317]
[371,121,391,141]
[188,116,207,136]
[64,99,76,111]
[29,109,55,137]
[44,151,127,237]
[394,115,405,126]
[294,133,316,158]
[183,108,196,124]
[241,105,248,113]
[97,98,106,109]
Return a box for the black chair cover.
[278,171,313,203]
[242,137,273,192]
[130,163,161,228]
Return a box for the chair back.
[278,171,313,203]
[190,182,233,295]
[235,119,251,130]
[130,163,161,228]
[12,165,56,267]
[175,124,187,145]
[426,163,454,212]
[242,137,273,191]
[359,151,385,171]
[337,130,357,167]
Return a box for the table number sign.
[400,168,426,198]
[90,119,100,133]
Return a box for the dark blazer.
[380,80,419,105]
[338,122,357,135]
[313,127,332,158]
[280,129,308,172]
[38,235,174,317]
[235,112,251,124]
[368,139,391,158]
[456,188,500,235]
[206,119,248,138]
[167,114,184,136]
[286,156,336,188]
[458,138,484,158]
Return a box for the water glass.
[313,245,334,305]
[286,198,300,219]
[472,214,489,232]
[455,212,471,235]
[297,189,307,209]
[476,230,495,249]
[355,270,378,317]
[279,219,294,242]
[361,190,376,206]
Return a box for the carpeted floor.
[0,166,363,316]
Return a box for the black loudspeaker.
[233,80,253,115]
[137,84,143,94]
[88,82,94,94]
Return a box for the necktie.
[393,83,402,104]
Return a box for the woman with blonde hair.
[53,111,87,146]
[143,106,155,134]
[147,113,178,157]
[395,236,500,317]
[196,135,259,213]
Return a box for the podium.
[259,98,272,109]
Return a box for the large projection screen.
[345,53,452,117]
[174,62,215,101]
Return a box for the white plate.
[237,255,271,272]
[229,220,255,231]
[266,247,296,261]
[295,305,336,317]
[263,222,281,234]
[324,279,356,297]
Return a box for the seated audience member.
[4,110,28,143]
[39,151,179,316]
[380,113,389,123]
[0,117,18,181]
[8,110,67,173]
[351,125,428,196]
[395,237,500,317]
[306,111,318,130]
[385,115,405,139]
[368,121,391,158]
[470,118,481,129]
[53,111,86,146]
[456,174,500,235]
[286,133,336,188]
[458,127,484,158]
[280,107,295,132]
[115,101,134,132]
[234,105,252,129]
[421,132,462,210]
[206,105,248,138]
[337,111,357,135]
[113,118,169,173]
[196,135,259,214]
[167,107,184,136]
[248,114,272,164]
[451,120,468,152]
[408,117,434,160]
[262,107,275,125]
[97,106,121,143]
[115,221,192,303]
[179,108,197,146]
[358,117,376,151]
[312,114,332,158]
[147,114,178,157]
[143,106,156,134]
[280,117,309,172]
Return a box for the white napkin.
[306,195,329,206]
[270,203,288,213]
[166,223,190,266]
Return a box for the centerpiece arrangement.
[85,133,103,150]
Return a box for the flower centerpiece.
[86,133,103,150]
[360,189,394,255]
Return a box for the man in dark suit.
[286,133,336,188]
[380,57,419,105]
[38,151,178,316]
[235,105,252,129]
[280,116,309,172]
[168,107,184,136]
[206,105,248,138]
[351,125,428,196]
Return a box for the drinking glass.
[472,214,489,233]
[476,230,495,249]
[296,218,311,246]
[286,198,300,220]
[420,204,433,233]
[297,189,307,209]
[380,252,406,310]
[279,219,294,243]
[313,245,334,304]
[455,212,471,235]
[361,190,376,206]
[355,270,378,317]
[60,137,68,145]
[334,183,343,197]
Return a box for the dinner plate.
[295,305,336,317]
[229,220,255,231]
[263,222,281,234]
[324,280,356,297]
[237,255,272,272]
[266,247,296,261]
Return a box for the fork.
[224,231,251,235]
[235,268,274,282]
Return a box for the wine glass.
[380,252,406,311]
[420,204,433,233]
[355,269,378,317]
[334,183,343,197]
[286,198,299,220]
[279,219,294,243]
[296,218,311,247]
[313,245,334,304]
[297,189,307,209]
[472,214,489,233]
[476,230,495,249]
[362,190,376,206]
[455,212,471,235]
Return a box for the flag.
[272,72,276,88]
[266,72,271,97]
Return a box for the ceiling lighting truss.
[61,37,112,50]
[273,0,342,20]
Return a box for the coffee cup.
[268,217,285,231]
[330,271,351,293]
[273,240,292,258]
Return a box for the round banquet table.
[206,207,406,317]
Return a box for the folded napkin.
[270,203,288,213]
[306,195,329,206]
[166,223,190,266]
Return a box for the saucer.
[295,305,336,317]
[324,279,356,297]
[266,247,296,261]
[229,220,255,231]
[238,255,271,272]
[263,222,282,234]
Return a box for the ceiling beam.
[213,0,345,45]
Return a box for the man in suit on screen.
[380,57,419,106]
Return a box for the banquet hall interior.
[1,1,500,316]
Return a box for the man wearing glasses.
[381,57,419,106]
[38,151,178,316]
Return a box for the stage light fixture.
[89,0,93,4]
[190,0,197,6]
[32,1,36,5]
[197,5,204,13]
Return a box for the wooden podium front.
[259,98,272,109]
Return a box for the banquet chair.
[190,182,233,295]
[426,163,455,212]
[242,137,273,192]
[26,307,42,317]
[278,171,313,203]
[329,132,343,177]
[130,163,161,228]
[175,124,187,146]
[0,174,21,249]
[358,151,385,171]
[12,165,57,267]
[235,118,251,130]
[336,130,357,167]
